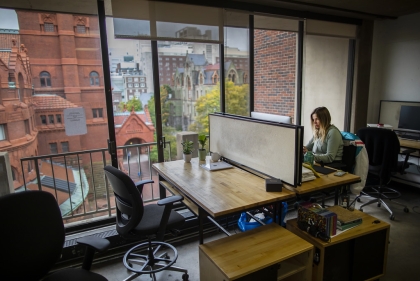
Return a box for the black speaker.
[265,178,283,192]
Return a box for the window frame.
[40,71,51,87]
[90,71,100,86]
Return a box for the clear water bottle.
[304,151,314,167]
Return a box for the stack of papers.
[302,166,316,182]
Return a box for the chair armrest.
[77,236,110,252]
[135,179,154,194]
[77,236,110,271]
[401,149,416,155]
[157,195,184,206]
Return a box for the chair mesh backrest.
[0,191,65,281]
[104,166,144,236]
[341,145,357,172]
[357,127,400,181]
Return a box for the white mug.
[211,152,221,162]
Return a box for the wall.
[368,12,420,123]
[302,35,349,143]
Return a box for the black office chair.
[103,166,189,281]
[0,190,110,281]
[356,127,411,220]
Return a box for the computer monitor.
[398,106,420,131]
[251,111,292,124]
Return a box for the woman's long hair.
[311,107,331,143]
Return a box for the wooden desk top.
[199,224,313,280]
[284,171,360,195]
[287,209,390,248]
[399,138,420,150]
[153,158,295,218]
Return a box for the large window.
[40,71,51,87]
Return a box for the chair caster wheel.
[377,203,381,207]
[182,273,189,281]
[390,215,395,220]
[404,207,409,213]
[359,208,363,212]
[357,198,361,202]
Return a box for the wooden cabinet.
[287,210,390,281]
[199,224,313,281]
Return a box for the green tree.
[148,85,177,162]
[189,80,249,134]
[119,97,143,112]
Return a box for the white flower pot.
[183,153,192,163]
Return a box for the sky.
[0,8,19,29]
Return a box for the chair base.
[122,240,188,281]
[350,186,409,220]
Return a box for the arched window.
[228,70,236,83]
[18,73,24,101]
[90,71,99,86]
[187,76,191,90]
[199,73,204,84]
[243,73,248,84]
[40,71,51,87]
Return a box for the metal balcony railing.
[19,142,172,226]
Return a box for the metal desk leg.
[199,207,204,244]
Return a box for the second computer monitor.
[251,111,292,124]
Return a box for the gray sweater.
[305,125,343,163]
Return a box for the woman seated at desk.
[303,106,343,164]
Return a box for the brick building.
[0,35,38,189]
[254,30,297,120]
[15,10,109,156]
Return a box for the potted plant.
[198,134,207,161]
[181,140,194,163]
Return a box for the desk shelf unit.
[287,210,390,281]
[199,224,313,281]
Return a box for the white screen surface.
[251,111,292,124]
[210,114,300,185]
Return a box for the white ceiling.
[238,0,420,19]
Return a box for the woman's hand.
[303,146,307,154]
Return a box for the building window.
[48,115,54,124]
[90,71,99,86]
[50,143,58,154]
[128,83,133,88]
[134,83,139,87]
[76,25,86,33]
[40,71,51,87]
[24,120,30,134]
[44,23,55,32]
[134,77,139,82]
[0,125,6,140]
[140,77,145,82]
[92,108,103,118]
[61,141,69,153]
[40,115,47,125]
[56,114,62,123]
[127,77,133,82]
